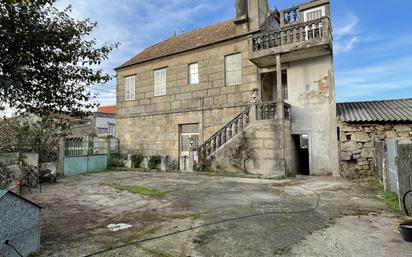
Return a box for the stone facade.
[116,38,257,158]
[116,0,339,176]
[338,122,412,178]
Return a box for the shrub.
[131,152,144,168]
[195,147,213,172]
[108,159,124,168]
[148,155,162,170]
[227,131,255,174]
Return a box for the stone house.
[337,99,412,178]
[115,0,339,177]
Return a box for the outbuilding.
[0,190,42,257]
[337,98,412,178]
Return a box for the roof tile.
[337,99,412,122]
[117,19,245,69]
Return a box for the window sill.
[226,82,242,86]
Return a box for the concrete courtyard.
[26,171,412,257]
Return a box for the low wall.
[338,122,412,178]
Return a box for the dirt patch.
[22,172,412,257]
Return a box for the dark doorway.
[292,134,310,175]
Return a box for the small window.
[303,6,325,22]
[188,63,199,85]
[154,68,167,96]
[225,53,242,85]
[125,76,135,101]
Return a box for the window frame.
[188,62,199,85]
[124,75,136,101]
[303,6,325,22]
[225,53,242,86]
[154,68,167,97]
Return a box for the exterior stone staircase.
[200,101,291,163]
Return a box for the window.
[125,76,135,101]
[188,63,199,85]
[303,6,325,22]
[154,68,167,96]
[225,53,242,85]
[108,123,115,136]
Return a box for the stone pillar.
[57,137,65,176]
[276,54,284,116]
[276,54,286,175]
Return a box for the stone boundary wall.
[338,122,412,178]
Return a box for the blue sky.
[56,0,412,106]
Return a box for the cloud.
[336,55,412,101]
[334,14,359,39]
[55,0,225,107]
[333,13,361,54]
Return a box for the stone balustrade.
[282,7,300,25]
[256,101,276,120]
[201,106,251,156]
[251,17,331,53]
[199,101,291,157]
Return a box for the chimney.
[235,0,269,32]
[249,0,269,31]
[236,0,248,17]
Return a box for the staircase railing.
[199,101,291,157]
[256,101,277,120]
[200,106,251,156]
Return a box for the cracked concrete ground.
[25,171,412,257]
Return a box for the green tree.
[0,0,119,116]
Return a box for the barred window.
[154,68,167,96]
[188,63,199,85]
[125,76,135,101]
[225,53,242,85]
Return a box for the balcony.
[249,16,333,67]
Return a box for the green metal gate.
[63,137,108,175]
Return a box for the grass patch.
[273,245,291,255]
[99,227,159,250]
[108,183,176,197]
[367,179,384,193]
[384,191,401,213]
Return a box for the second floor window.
[188,63,199,85]
[225,53,241,85]
[125,76,135,101]
[154,68,167,96]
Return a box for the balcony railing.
[251,17,331,53]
